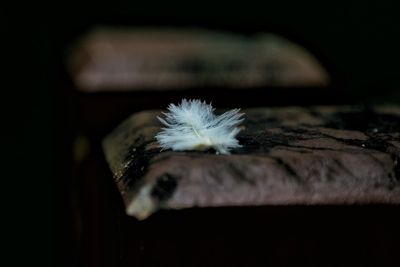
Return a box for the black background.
[2,1,400,266]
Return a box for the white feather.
[155,99,244,154]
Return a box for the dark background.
[2,1,399,266]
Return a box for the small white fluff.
[155,99,244,154]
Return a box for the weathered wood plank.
[103,106,400,219]
[68,28,329,91]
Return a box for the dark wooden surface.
[103,106,400,220]
[62,102,400,267]
[78,145,400,267]
[68,28,329,92]
[63,82,400,266]
[63,73,397,267]
[60,82,399,267]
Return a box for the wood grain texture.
[103,106,400,219]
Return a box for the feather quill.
[155,99,244,154]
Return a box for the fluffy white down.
[155,99,244,154]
